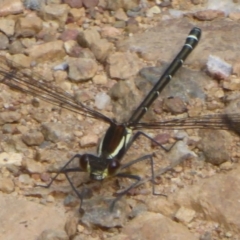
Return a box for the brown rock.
[146,6,161,18]
[65,216,78,238]
[107,51,141,79]
[198,130,231,165]
[8,40,24,54]
[41,122,74,143]
[0,18,15,36]
[69,7,85,21]
[119,18,240,70]
[122,212,197,240]
[0,152,23,167]
[80,133,98,147]
[7,54,31,68]
[222,78,240,91]
[77,28,101,48]
[114,8,128,21]
[63,40,79,55]
[41,4,69,29]
[193,10,225,21]
[101,26,122,39]
[77,48,95,59]
[106,0,139,11]
[68,57,98,81]
[37,26,58,42]
[21,37,37,48]
[80,197,128,228]
[36,149,69,164]
[2,123,19,134]
[0,0,24,17]
[163,97,187,114]
[126,18,139,34]
[0,194,66,239]
[22,130,44,146]
[25,158,45,174]
[173,165,240,233]
[91,38,113,62]
[92,73,108,84]
[233,62,240,76]
[15,15,43,37]
[0,32,9,50]
[229,12,240,21]
[152,133,171,146]
[60,29,79,42]
[174,206,196,224]
[25,40,65,62]
[38,229,68,240]
[0,111,21,125]
[0,177,15,193]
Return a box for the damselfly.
[0,27,238,210]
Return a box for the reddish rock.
[82,0,99,8]
[193,10,225,21]
[60,29,79,42]
[101,26,122,39]
[64,0,83,8]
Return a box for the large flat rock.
[0,194,66,240]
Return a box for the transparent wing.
[131,114,240,134]
[0,57,113,124]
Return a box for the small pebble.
[77,224,85,233]
[46,195,55,203]
[0,177,15,193]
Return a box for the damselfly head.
[90,170,108,180]
[80,154,121,180]
[90,158,121,181]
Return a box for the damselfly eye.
[80,154,89,171]
[108,160,120,176]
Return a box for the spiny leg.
[110,173,141,211]
[129,131,179,152]
[110,154,165,211]
[37,154,83,188]
[120,153,167,195]
[37,153,86,210]
[64,169,84,210]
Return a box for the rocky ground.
[0,0,240,239]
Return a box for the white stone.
[0,152,23,167]
[146,6,161,18]
[175,206,196,224]
[94,92,111,110]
